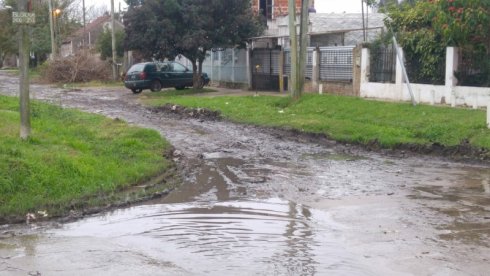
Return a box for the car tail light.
[139,72,147,80]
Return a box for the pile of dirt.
[149,104,222,121]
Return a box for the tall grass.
[143,93,489,150]
[0,95,171,220]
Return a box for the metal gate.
[369,45,396,83]
[319,46,355,82]
[251,48,284,91]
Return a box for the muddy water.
[0,72,489,275]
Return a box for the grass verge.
[0,95,175,223]
[142,87,218,97]
[142,92,490,155]
[58,80,125,89]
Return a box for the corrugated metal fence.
[285,46,354,82]
[202,49,249,84]
[203,46,356,90]
[319,46,354,82]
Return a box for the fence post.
[360,48,369,84]
[218,51,222,84]
[210,51,215,85]
[473,93,478,109]
[279,46,284,93]
[360,47,370,97]
[312,47,319,92]
[247,45,252,90]
[445,47,459,107]
[352,46,362,96]
[487,102,490,129]
[232,49,236,83]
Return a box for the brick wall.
[251,0,314,18]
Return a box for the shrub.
[40,50,112,83]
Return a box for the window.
[172,63,187,72]
[127,64,145,73]
[145,64,157,72]
[259,0,273,20]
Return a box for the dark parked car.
[124,61,210,94]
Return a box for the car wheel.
[175,85,185,90]
[150,80,162,92]
[131,88,142,94]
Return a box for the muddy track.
[1,72,489,275]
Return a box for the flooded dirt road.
[0,72,489,275]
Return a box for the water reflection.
[45,199,377,275]
[409,166,490,246]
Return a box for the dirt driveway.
[0,72,489,275]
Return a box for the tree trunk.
[191,58,199,89]
[198,55,205,89]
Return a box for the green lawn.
[0,95,173,222]
[142,92,490,151]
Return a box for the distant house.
[253,12,386,48]
[249,0,384,48]
[251,0,315,20]
[60,14,124,57]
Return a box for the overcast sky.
[83,0,368,14]
[83,0,126,11]
[316,0,368,13]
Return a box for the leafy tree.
[124,0,145,7]
[0,0,82,66]
[97,29,125,60]
[385,0,490,84]
[0,1,16,67]
[123,0,264,88]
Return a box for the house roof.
[69,14,124,40]
[309,13,386,33]
[251,26,383,40]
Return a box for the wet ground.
[0,72,489,275]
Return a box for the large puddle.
[2,199,389,275]
[1,155,488,275]
[0,72,489,275]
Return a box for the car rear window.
[145,64,157,72]
[127,64,145,73]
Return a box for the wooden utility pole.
[288,0,298,99]
[361,0,366,42]
[18,0,32,139]
[111,0,117,80]
[289,0,309,100]
[297,0,309,96]
[82,0,86,46]
[279,46,284,93]
[48,0,56,58]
